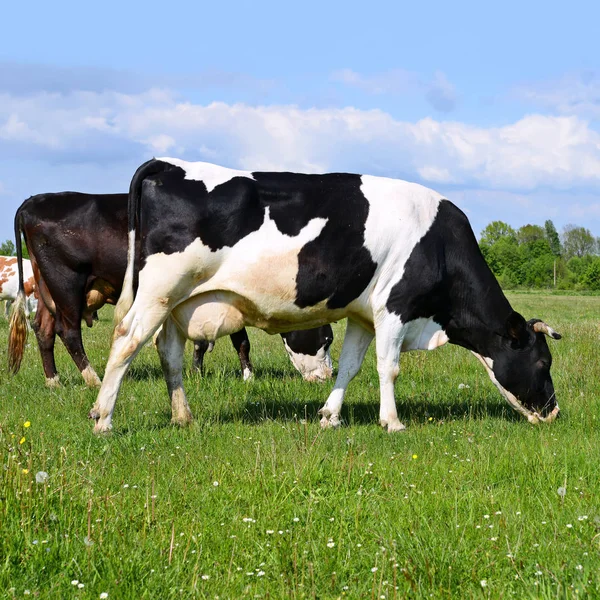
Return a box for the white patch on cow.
[139,207,330,332]
[114,229,137,326]
[401,317,449,351]
[360,175,444,310]
[157,157,255,193]
[283,339,333,382]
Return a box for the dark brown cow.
[8,193,333,386]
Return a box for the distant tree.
[480,221,516,245]
[562,225,596,259]
[517,224,545,246]
[544,220,562,256]
[580,258,600,290]
[0,239,15,256]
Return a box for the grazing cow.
[84,158,560,433]
[7,193,333,386]
[0,256,37,317]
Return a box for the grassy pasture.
[0,293,599,599]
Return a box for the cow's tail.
[113,158,171,329]
[8,209,28,374]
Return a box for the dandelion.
[428,417,433,421]
[213,481,219,487]
[480,580,487,588]
[412,454,418,460]
[22,468,29,474]
[19,437,26,445]
[24,421,31,428]
[35,471,49,484]
[557,486,566,498]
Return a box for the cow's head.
[281,325,334,381]
[474,312,561,423]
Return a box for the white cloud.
[1,90,600,196]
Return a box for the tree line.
[479,220,600,290]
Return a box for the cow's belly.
[170,290,348,340]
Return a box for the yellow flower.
[22,468,29,474]
[428,417,433,422]
[24,421,31,428]
[412,454,418,460]
[19,437,26,445]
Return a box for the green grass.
[0,293,599,599]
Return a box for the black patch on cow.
[139,163,377,310]
[281,324,334,356]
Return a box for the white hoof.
[45,375,60,388]
[243,367,254,382]
[381,418,406,433]
[319,410,341,429]
[93,420,112,434]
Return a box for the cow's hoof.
[243,368,254,382]
[381,418,407,433]
[319,412,341,429]
[88,407,100,420]
[171,415,193,427]
[93,421,112,434]
[45,376,60,388]
[81,366,102,388]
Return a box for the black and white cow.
[89,158,561,433]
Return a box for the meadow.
[0,293,598,599]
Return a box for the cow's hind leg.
[374,313,406,432]
[192,339,210,374]
[318,319,373,428]
[230,328,253,381]
[90,299,170,433]
[156,317,193,426]
[31,300,60,387]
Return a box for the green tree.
[562,225,596,259]
[0,239,15,256]
[480,221,516,246]
[580,258,600,290]
[544,220,561,256]
[517,224,545,246]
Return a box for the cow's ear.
[505,311,529,346]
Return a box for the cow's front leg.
[318,319,373,428]
[375,313,406,432]
[156,317,193,426]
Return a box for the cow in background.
[0,256,37,318]
[7,192,333,385]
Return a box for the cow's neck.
[443,258,513,360]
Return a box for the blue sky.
[1,0,600,243]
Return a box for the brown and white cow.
[7,193,333,386]
[0,255,37,318]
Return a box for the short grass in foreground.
[0,293,599,599]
